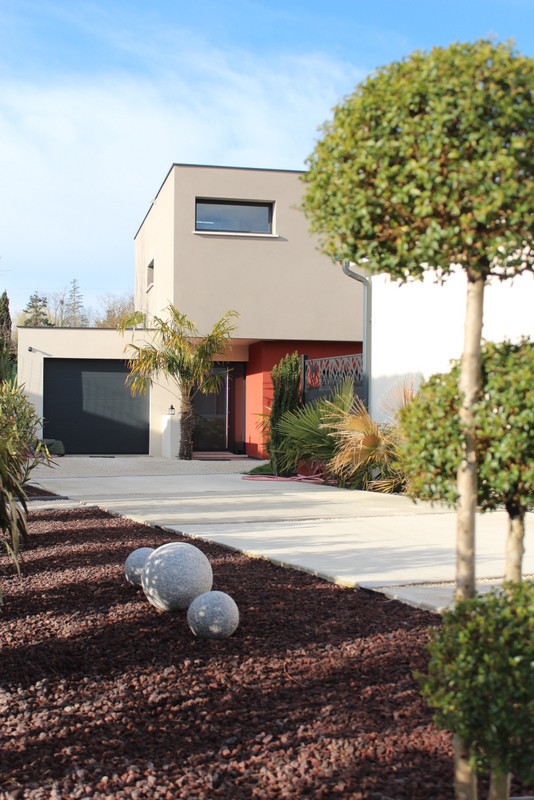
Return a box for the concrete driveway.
[30,456,534,612]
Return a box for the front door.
[192,364,246,453]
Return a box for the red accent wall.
[245,340,361,458]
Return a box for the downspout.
[340,261,371,409]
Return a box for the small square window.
[195,199,273,234]
[146,260,154,290]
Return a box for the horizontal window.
[195,199,273,234]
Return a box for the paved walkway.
[30,456,533,613]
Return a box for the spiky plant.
[325,388,411,493]
[119,306,237,459]
[275,379,355,481]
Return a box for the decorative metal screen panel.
[303,353,363,404]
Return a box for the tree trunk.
[456,271,484,602]
[454,735,478,800]
[488,766,511,800]
[504,507,525,583]
[179,395,195,460]
[454,270,485,800]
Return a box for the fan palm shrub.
[275,379,354,482]
[119,306,237,459]
[276,378,412,490]
[327,397,406,492]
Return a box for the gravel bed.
[2,504,533,799]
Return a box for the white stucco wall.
[370,269,534,421]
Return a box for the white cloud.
[0,38,362,313]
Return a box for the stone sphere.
[187,591,240,639]
[124,547,155,588]
[141,542,213,612]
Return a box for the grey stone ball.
[141,542,213,612]
[124,547,155,588]
[187,591,240,639]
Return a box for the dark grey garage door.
[43,359,149,455]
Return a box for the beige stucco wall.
[134,164,363,343]
[134,168,176,319]
[17,327,253,456]
[17,327,178,455]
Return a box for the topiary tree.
[421,582,534,799]
[119,306,237,460]
[399,339,534,583]
[302,39,534,603]
[267,352,301,476]
[301,40,534,798]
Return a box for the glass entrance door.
[192,367,228,451]
[192,364,246,453]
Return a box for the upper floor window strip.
[195,199,273,234]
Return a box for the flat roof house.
[18,164,363,458]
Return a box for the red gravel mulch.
[1,505,533,799]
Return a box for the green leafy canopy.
[421,582,534,781]
[399,338,534,514]
[302,39,534,282]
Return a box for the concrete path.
[30,456,534,613]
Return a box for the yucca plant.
[0,435,26,607]
[0,436,27,554]
[0,379,48,487]
[0,379,48,607]
[0,379,48,589]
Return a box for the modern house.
[18,164,363,458]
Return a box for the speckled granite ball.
[141,542,213,612]
[124,547,155,588]
[187,591,240,639]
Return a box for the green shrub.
[267,353,301,476]
[399,339,534,581]
[42,439,65,457]
[399,339,534,512]
[421,582,534,783]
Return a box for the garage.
[43,359,149,455]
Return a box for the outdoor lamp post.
[336,258,371,409]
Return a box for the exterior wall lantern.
[168,404,175,416]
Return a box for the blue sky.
[1,0,533,316]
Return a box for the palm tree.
[119,306,237,459]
